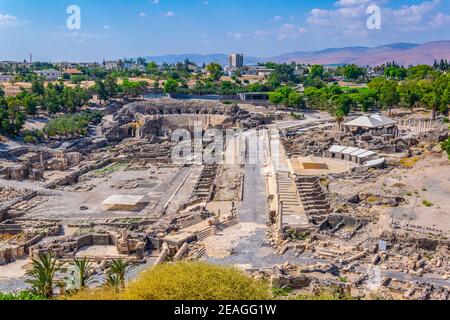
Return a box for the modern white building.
[228,53,244,68]
[0,74,14,83]
[103,61,119,70]
[34,69,62,81]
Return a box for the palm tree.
[71,258,92,289]
[26,253,60,299]
[105,273,121,290]
[334,109,345,132]
[107,259,128,289]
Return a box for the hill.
[143,41,450,67]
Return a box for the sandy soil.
[291,156,358,176]
[22,164,182,222]
[202,222,266,259]
[387,155,450,232]
[330,153,450,233]
[75,245,126,258]
[0,258,31,279]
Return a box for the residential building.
[63,68,83,76]
[103,61,119,70]
[229,54,244,68]
[0,74,14,83]
[34,69,62,81]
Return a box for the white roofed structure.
[345,114,396,129]
[327,145,381,165]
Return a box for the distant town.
[0,48,450,302]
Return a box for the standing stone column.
[278,200,284,234]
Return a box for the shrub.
[296,287,354,300]
[43,111,103,138]
[272,287,293,297]
[399,157,420,168]
[422,200,434,207]
[22,129,45,144]
[124,262,271,300]
[67,262,271,300]
[442,138,450,160]
[0,291,46,300]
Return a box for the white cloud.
[306,0,450,36]
[164,11,175,17]
[227,30,272,40]
[227,32,243,39]
[0,13,19,28]
[150,0,160,4]
[277,23,306,40]
[103,25,110,30]
[139,12,147,17]
[335,0,373,7]
[51,31,109,43]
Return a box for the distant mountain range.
[143,54,263,66]
[144,41,450,67]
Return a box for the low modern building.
[103,61,119,70]
[238,92,270,102]
[0,74,14,83]
[34,69,62,81]
[63,68,83,76]
[327,145,380,165]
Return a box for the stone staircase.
[276,172,309,226]
[178,214,204,230]
[295,176,330,220]
[221,219,239,229]
[192,165,218,202]
[196,228,214,241]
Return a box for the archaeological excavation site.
[0,96,449,301]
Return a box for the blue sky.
[1,0,449,61]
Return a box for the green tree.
[22,94,39,115]
[407,65,436,80]
[43,84,62,114]
[94,80,109,104]
[269,86,304,109]
[26,253,60,299]
[441,88,450,115]
[163,79,179,94]
[70,258,92,290]
[334,108,345,130]
[146,61,159,75]
[343,64,364,80]
[310,65,325,79]
[379,80,400,115]
[104,75,119,101]
[206,63,223,81]
[442,138,450,160]
[1,97,26,134]
[356,91,376,113]
[334,94,355,116]
[398,80,421,110]
[31,77,45,95]
[107,259,128,289]
[422,92,440,121]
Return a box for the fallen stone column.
[153,242,169,266]
[343,250,368,264]
[174,242,189,260]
